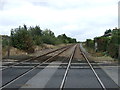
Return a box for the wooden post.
[118,45,120,62]
[7,38,10,58]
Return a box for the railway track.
[1,44,74,89]
[1,45,73,71]
[1,44,119,90]
[59,44,119,90]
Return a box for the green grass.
[83,44,104,57]
[82,44,115,61]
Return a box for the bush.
[86,39,94,49]
[107,44,119,58]
[10,25,77,53]
[11,25,34,53]
[107,29,120,59]
[2,36,9,48]
[57,34,77,44]
[94,37,110,52]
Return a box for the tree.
[29,26,42,36]
[42,29,55,37]
[57,34,77,44]
[2,35,10,48]
[9,25,77,53]
[11,25,34,53]
[57,34,68,43]
[107,28,120,58]
[104,29,112,35]
[29,26,43,45]
[42,29,57,45]
[86,39,94,49]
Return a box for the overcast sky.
[0,0,119,41]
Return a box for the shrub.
[86,39,94,49]
[11,25,34,53]
[94,37,110,52]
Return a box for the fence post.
[7,37,10,58]
[118,45,120,62]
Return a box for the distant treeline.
[85,28,120,59]
[2,25,77,53]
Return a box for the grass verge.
[82,43,117,62]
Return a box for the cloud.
[0,0,119,41]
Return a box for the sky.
[0,0,119,41]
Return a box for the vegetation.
[85,28,120,59]
[2,35,10,48]
[104,29,111,35]
[11,25,34,53]
[94,37,110,52]
[2,25,77,53]
[41,29,58,45]
[86,39,94,49]
[107,29,120,58]
[57,34,77,44]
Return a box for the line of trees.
[85,28,120,59]
[7,25,77,53]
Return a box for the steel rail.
[60,44,77,90]
[1,45,72,71]
[79,44,107,90]
[1,45,71,89]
